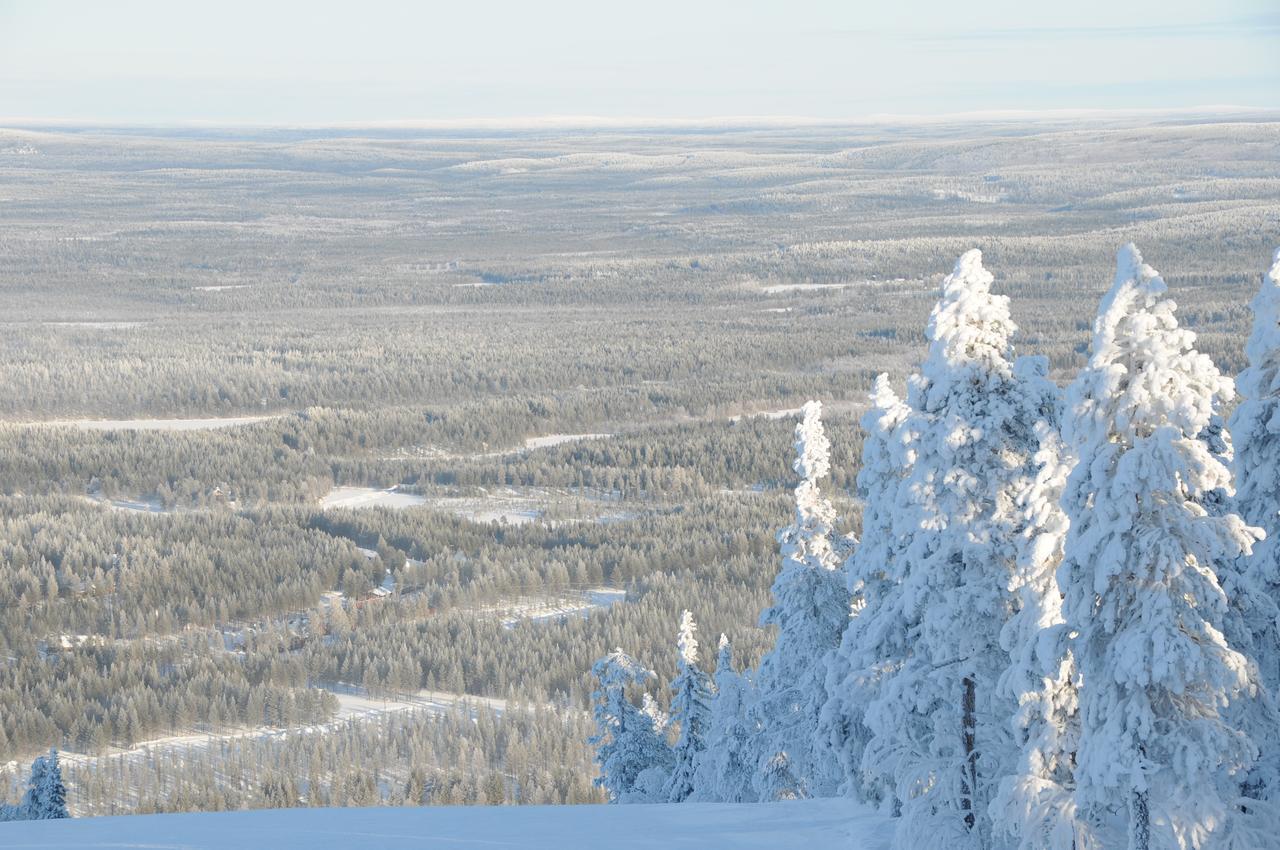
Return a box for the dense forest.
[0,116,1275,818]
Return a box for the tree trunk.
[1129,788,1150,850]
[961,675,978,830]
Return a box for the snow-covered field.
[760,282,852,294]
[83,494,172,514]
[328,685,509,720]
[40,320,145,329]
[484,587,627,628]
[524,432,612,450]
[51,684,508,775]
[0,797,893,849]
[321,484,634,527]
[29,415,278,431]
[728,406,804,423]
[319,486,429,510]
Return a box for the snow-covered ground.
[0,797,893,849]
[760,282,852,294]
[425,493,541,525]
[40,320,145,329]
[524,432,612,450]
[320,484,631,527]
[727,406,805,423]
[325,683,509,720]
[82,494,173,514]
[29,415,279,431]
[52,684,507,774]
[480,587,627,628]
[319,486,429,510]
[319,485,540,522]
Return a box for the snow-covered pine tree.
[751,400,852,800]
[821,373,913,808]
[1230,248,1280,695]
[20,749,69,820]
[860,249,1060,850]
[1059,244,1266,850]
[663,611,714,802]
[589,649,674,803]
[691,635,757,802]
[989,419,1080,850]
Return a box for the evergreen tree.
[758,751,804,802]
[663,611,714,802]
[20,749,70,820]
[1195,374,1280,806]
[1058,244,1267,849]
[860,250,1060,849]
[822,373,914,809]
[589,649,673,803]
[1230,248,1280,695]
[751,400,851,799]
[989,423,1081,850]
[691,635,757,802]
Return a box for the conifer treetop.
[915,248,1017,412]
[677,611,699,670]
[1240,247,1280,395]
[1070,243,1232,448]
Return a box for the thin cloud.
[828,13,1280,45]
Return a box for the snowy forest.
[590,245,1280,850]
[0,116,1277,846]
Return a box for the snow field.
[0,797,894,850]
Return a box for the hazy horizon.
[2,0,1277,125]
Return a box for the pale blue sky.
[1,0,1277,124]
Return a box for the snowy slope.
[0,798,892,849]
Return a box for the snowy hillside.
[0,799,892,850]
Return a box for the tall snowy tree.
[1230,248,1280,695]
[663,611,714,803]
[691,635,757,802]
[859,250,1060,849]
[989,420,1081,850]
[589,650,674,803]
[751,400,852,800]
[822,373,913,808]
[20,749,69,820]
[1195,386,1280,806]
[1058,244,1268,850]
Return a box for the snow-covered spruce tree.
[861,250,1061,850]
[641,693,669,737]
[590,649,674,803]
[691,635,757,802]
[1200,409,1280,803]
[751,400,852,800]
[989,419,1081,850]
[759,751,805,801]
[663,611,714,802]
[1059,245,1268,850]
[1230,248,1280,696]
[821,373,913,808]
[19,749,69,820]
